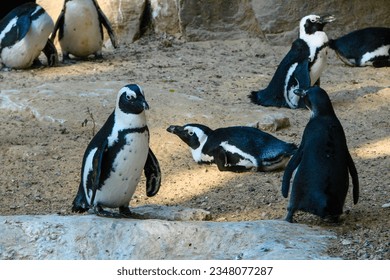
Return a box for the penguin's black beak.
[294,88,308,97]
[143,100,150,110]
[319,15,335,24]
[167,125,183,135]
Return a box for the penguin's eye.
[125,95,134,101]
[188,131,194,136]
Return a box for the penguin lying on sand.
[0,2,58,69]
[72,84,161,218]
[329,27,390,67]
[167,124,297,172]
[250,14,334,109]
[51,0,118,62]
[282,86,359,223]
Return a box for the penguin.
[72,84,161,218]
[281,86,359,223]
[0,2,58,69]
[50,0,118,62]
[249,38,311,109]
[249,14,334,109]
[167,124,297,172]
[329,27,390,67]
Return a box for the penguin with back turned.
[72,84,161,218]
[167,124,297,172]
[0,2,58,69]
[281,86,359,223]
[329,27,390,67]
[50,0,118,62]
[249,14,334,109]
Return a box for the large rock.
[37,0,390,44]
[0,215,338,260]
[178,0,263,41]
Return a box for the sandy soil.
[0,35,389,260]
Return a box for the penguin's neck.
[299,31,329,61]
[191,136,211,163]
[114,110,147,130]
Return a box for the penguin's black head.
[117,84,149,114]
[300,14,335,35]
[294,86,335,117]
[167,124,212,150]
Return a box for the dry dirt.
[0,35,389,260]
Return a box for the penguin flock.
[1,1,389,223]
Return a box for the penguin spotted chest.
[96,127,149,208]
[61,1,101,57]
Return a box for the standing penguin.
[249,39,311,108]
[281,86,359,223]
[329,27,390,67]
[250,14,334,109]
[167,123,297,172]
[72,84,161,218]
[0,2,58,69]
[50,0,118,62]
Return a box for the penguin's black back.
[0,0,36,20]
[329,27,390,66]
[249,38,310,108]
[204,126,297,159]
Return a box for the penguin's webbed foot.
[93,205,123,218]
[62,53,76,64]
[119,206,134,218]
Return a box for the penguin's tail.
[71,187,89,213]
[248,90,261,104]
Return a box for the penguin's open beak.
[319,15,335,24]
[294,88,308,97]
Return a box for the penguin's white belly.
[60,2,102,57]
[95,132,149,208]
[310,48,327,85]
[1,12,53,69]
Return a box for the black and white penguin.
[167,124,297,172]
[50,0,118,61]
[299,14,335,86]
[249,14,334,109]
[329,27,390,67]
[0,2,58,69]
[249,39,311,109]
[281,86,359,223]
[72,84,161,218]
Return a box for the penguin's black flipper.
[93,0,118,48]
[0,13,31,50]
[144,148,161,197]
[89,140,108,206]
[281,147,302,198]
[42,39,58,66]
[347,151,359,204]
[50,7,65,41]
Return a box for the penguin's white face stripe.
[360,45,390,66]
[83,147,98,203]
[284,63,301,109]
[220,141,257,168]
[187,126,210,162]
[0,18,18,43]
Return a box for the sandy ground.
[0,35,389,260]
